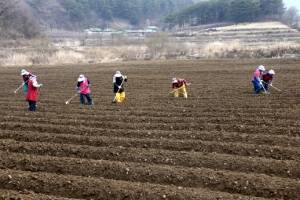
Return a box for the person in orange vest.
[26,75,42,111]
[262,70,275,92]
[76,74,94,105]
[113,71,127,103]
[172,78,189,98]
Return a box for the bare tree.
[0,0,21,28]
[15,1,41,38]
[282,6,300,28]
[0,0,40,38]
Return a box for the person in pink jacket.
[76,74,94,105]
[26,76,42,111]
[252,65,265,94]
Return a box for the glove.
[39,84,43,87]
[124,75,127,79]
[173,89,176,92]
[118,86,122,89]
[259,80,263,85]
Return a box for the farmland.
[0,58,300,199]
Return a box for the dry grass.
[0,21,299,66]
[216,21,290,30]
[1,40,299,66]
[198,40,245,58]
[48,51,85,65]
[5,53,31,66]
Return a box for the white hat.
[172,78,178,83]
[21,69,28,75]
[269,70,275,75]
[114,71,122,77]
[78,74,85,82]
[258,65,265,71]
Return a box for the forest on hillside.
[27,0,195,26]
[164,0,286,28]
[0,0,299,40]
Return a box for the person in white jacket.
[113,71,127,103]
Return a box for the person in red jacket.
[172,78,189,98]
[262,70,275,92]
[26,76,42,111]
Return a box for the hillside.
[25,0,195,31]
[27,0,70,30]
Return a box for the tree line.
[0,0,195,39]
[164,0,286,28]
[63,0,194,25]
[1,0,299,39]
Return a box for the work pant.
[28,101,36,111]
[262,82,269,91]
[252,80,262,94]
[115,92,125,102]
[80,93,94,105]
[174,85,187,98]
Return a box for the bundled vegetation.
[164,0,285,28]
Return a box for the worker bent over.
[77,74,94,105]
[21,69,35,94]
[262,70,275,92]
[26,76,42,111]
[113,71,127,103]
[252,65,265,94]
[172,78,188,98]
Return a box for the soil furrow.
[0,189,81,200]
[1,127,300,148]
[0,169,264,200]
[0,139,299,179]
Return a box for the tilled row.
[0,152,298,199]
[1,115,299,138]
[2,99,297,120]
[0,189,80,200]
[0,137,299,179]
[2,125,300,148]
[0,169,264,200]
[2,110,297,128]
[1,128,299,161]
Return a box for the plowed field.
[1,58,300,200]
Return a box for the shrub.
[145,32,170,57]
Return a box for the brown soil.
[0,58,300,200]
